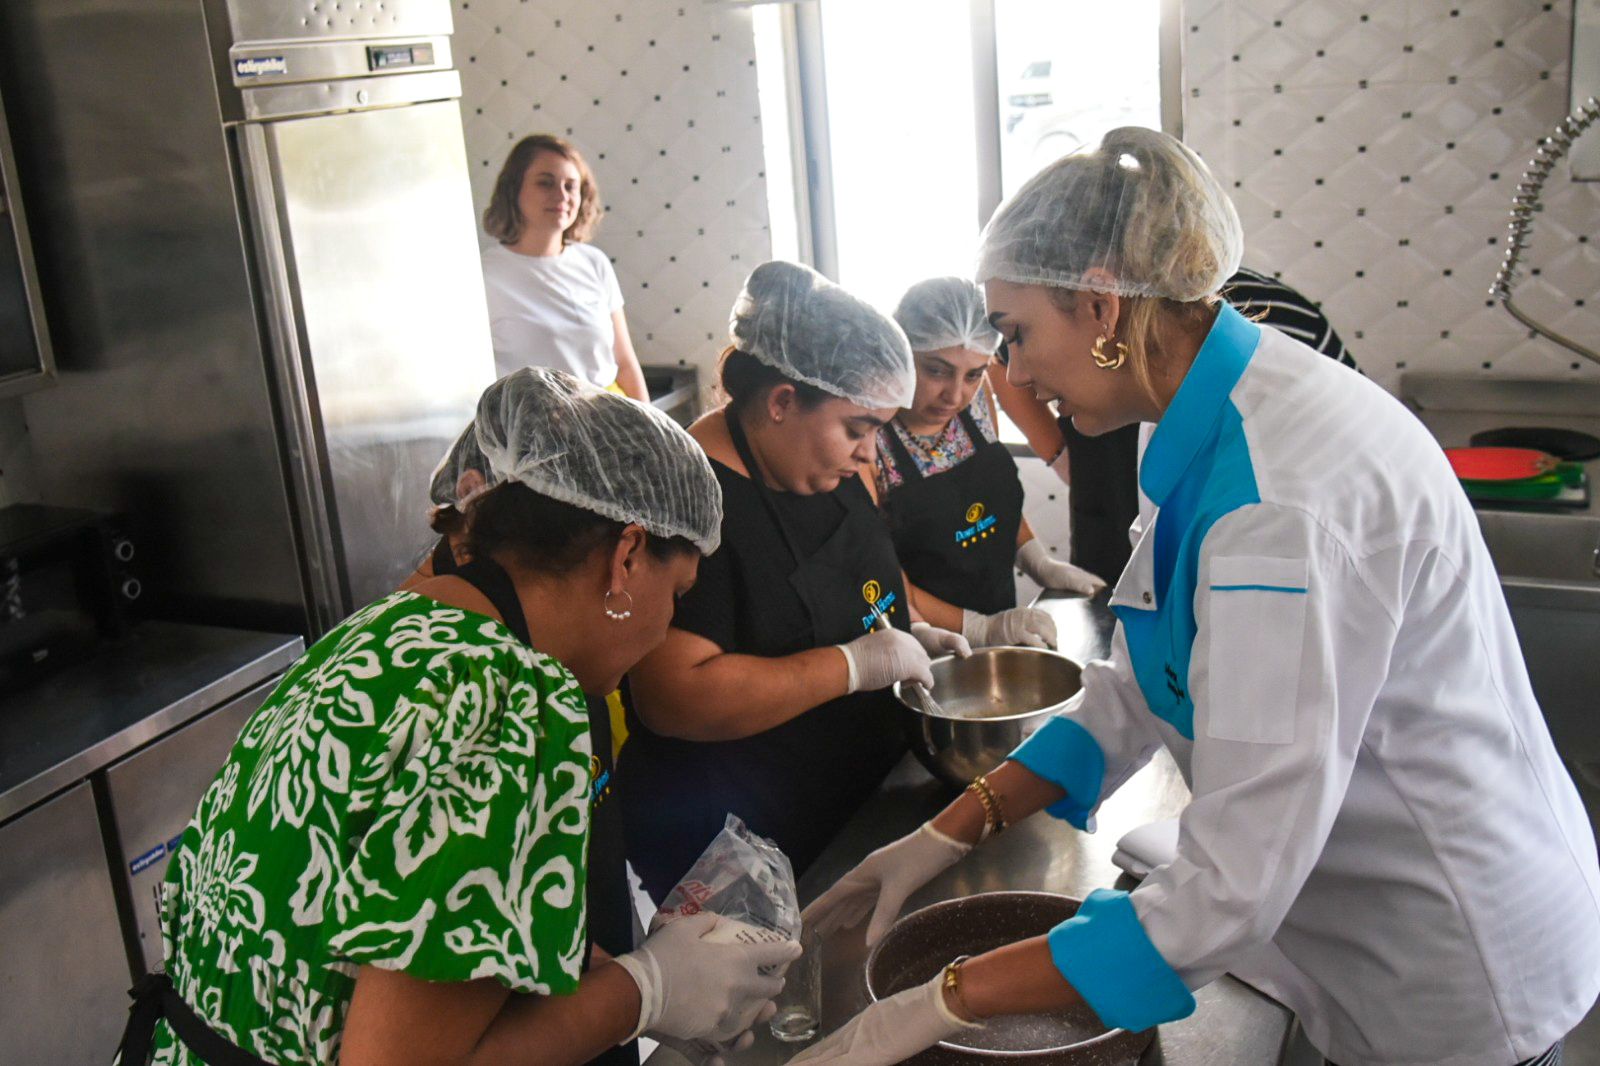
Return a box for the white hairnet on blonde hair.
[729,260,915,409]
[975,127,1243,302]
[474,367,724,555]
[893,277,1002,355]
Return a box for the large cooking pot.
[866,891,1153,1066]
[894,647,1084,790]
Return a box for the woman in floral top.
[866,278,1106,652]
[120,369,798,1066]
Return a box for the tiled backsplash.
[1183,0,1600,393]
[453,0,771,408]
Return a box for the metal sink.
[1474,510,1600,596]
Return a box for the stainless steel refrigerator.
[0,0,495,635]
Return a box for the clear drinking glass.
[769,926,822,1043]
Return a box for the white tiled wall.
[452,0,772,409]
[1183,0,1600,394]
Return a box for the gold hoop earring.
[1091,334,1128,370]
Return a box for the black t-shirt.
[619,458,909,898]
[672,458,873,655]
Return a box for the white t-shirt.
[480,242,626,384]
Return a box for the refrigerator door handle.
[241,69,463,124]
[234,122,347,635]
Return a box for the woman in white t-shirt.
[480,134,649,401]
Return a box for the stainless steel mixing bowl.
[894,647,1084,790]
[865,891,1152,1066]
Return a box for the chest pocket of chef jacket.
[1204,556,1309,745]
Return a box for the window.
[753,0,1169,442]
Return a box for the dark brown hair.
[482,134,603,246]
[717,348,831,419]
[462,482,695,575]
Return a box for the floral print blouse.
[147,591,593,1065]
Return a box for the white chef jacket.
[1010,305,1600,1066]
[481,241,625,385]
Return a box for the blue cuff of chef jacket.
[1047,888,1196,1033]
[1006,716,1104,829]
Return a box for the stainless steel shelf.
[0,621,303,821]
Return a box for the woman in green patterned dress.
[120,368,799,1066]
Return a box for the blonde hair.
[1048,290,1216,404]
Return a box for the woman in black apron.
[871,278,1104,645]
[619,262,967,900]
[118,369,797,1066]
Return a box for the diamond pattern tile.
[1186,0,1600,386]
[456,1,770,406]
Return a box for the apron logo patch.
[589,754,612,804]
[859,579,899,630]
[955,501,998,547]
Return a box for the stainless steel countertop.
[650,592,1293,1066]
[0,621,304,821]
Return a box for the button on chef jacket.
[1009,304,1600,1066]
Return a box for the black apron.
[117,553,636,1066]
[880,408,1025,615]
[619,417,910,900]
[429,535,458,578]
[1060,418,1140,585]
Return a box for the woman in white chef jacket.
[797,127,1600,1066]
[480,134,649,401]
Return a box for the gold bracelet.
[941,954,976,1020]
[965,773,1007,837]
[963,780,998,840]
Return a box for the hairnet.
[728,260,915,409]
[975,127,1243,302]
[474,367,723,555]
[428,422,494,508]
[893,277,1002,355]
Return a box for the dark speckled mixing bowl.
[865,891,1154,1066]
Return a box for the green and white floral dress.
[147,591,593,1065]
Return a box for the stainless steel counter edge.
[0,624,304,822]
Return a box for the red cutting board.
[1445,447,1561,482]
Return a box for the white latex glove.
[786,973,979,1066]
[961,607,1058,650]
[653,1002,780,1066]
[613,911,800,1044]
[837,626,935,693]
[910,621,972,659]
[1016,539,1106,597]
[802,823,972,947]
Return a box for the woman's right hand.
[615,912,801,1043]
[802,823,972,946]
[837,627,935,693]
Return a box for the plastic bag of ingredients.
[651,813,801,955]
[650,815,801,1060]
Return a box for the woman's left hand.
[961,607,1058,650]
[1015,540,1106,597]
[785,975,976,1066]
